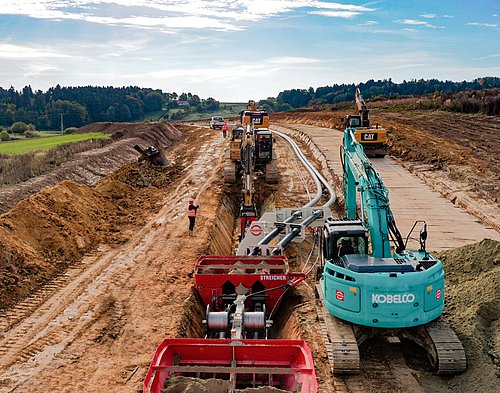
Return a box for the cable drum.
[206,311,230,331]
[243,312,266,330]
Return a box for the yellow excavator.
[224,101,278,238]
[343,87,387,157]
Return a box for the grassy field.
[0,132,110,155]
[179,103,247,121]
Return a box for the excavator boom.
[316,128,466,374]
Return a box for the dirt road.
[274,124,500,250]
[0,120,498,393]
[0,126,226,392]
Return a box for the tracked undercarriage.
[315,284,466,375]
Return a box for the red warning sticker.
[336,290,344,301]
[436,289,442,300]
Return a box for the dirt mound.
[0,161,183,310]
[163,376,288,393]
[437,239,500,391]
[0,122,184,213]
[271,111,339,129]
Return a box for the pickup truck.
[209,116,225,130]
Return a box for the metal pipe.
[271,210,323,255]
[251,129,336,255]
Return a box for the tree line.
[262,77,500,115]
[0,85,220,130]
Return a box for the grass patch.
[0,138,112,185]
[0,132,110,155]
[143,110,167,121]
[179,103,247,121]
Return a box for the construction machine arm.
[342,129,405,257]
[355,87,370,128]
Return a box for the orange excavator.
[343,87,387,157]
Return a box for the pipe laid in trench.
[251,129,336,255]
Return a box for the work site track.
[0,127,227,393]
[0,123,483,393]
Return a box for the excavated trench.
[172,181,304,392]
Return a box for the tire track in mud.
[0,130,225,393]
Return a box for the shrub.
[11,122,29,134]
[0,130,10,142]
[23,130,41,139]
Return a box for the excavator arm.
[355,87,370,128]
[342,128,405,257]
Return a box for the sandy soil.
[0,122,184,213]
[0,125,226,392]
[271,110,500,232]
[0,111,498,393]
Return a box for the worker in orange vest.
[187,197,199,236]
[222,122,228,138]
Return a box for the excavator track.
[316,280,466,376]
[223,150,237,183]
[315,284,360,374]
[399,316,467,375]
[265,160,279,184]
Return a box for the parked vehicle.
[209,116,225,130]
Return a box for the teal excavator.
[316,127,467,374]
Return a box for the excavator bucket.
[143,338,317,393]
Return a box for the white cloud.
[394,19,440,28]
[309,10,361,18]
[466,22,497,27]
[0,1,375,32]
[267,56,321,64]
[0,43,73,59]
[21,64,62,77]
[421,13,437,19]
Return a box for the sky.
[0,0,498,101]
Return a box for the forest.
[264,77,500,115]
[1,77,499,132]
[0,85,219,131]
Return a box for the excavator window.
[349,117,361,127]
[257,135,271,159]
[335,236,367,257]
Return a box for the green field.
[179,103,247,121]
[0,132,110,155]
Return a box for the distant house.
[177,100,190,107]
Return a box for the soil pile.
[271,111,339,129]
[0,122,184,213]
[438,239,500,391]
[163,376,289,393]
[272,109,500,206]
[0,161,183,309]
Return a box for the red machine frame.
[194,255,306,315]
[143,338,317,393]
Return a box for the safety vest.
[187,203,197,217]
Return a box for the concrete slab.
[279,124,500,252]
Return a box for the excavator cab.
[345,115,362,129]
[255,130,273,162]
[323,219,369,260]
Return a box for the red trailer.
[143,338,317,393]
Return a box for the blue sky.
[0,1,498,101]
